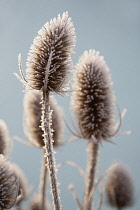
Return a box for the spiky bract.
[23,90,64,147]
[71,49,115,142]
[0,120,9,155]
[26,12,76,93]
[106,163,134,209]
[0,155,19,209]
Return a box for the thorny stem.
[39,149,48,210]
[83,140,99,210]
[41,91,61,210]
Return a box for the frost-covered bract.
[71,49,115,142]
[26,12,76,93]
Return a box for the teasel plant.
[0,155,19,209]
[105,163,134,210]
[15,11,76,209]
[23,90,64,210]
[71,49,121,210]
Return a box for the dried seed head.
[23,90,64,147]
[26,12,76,93]
[0,120,9,155]
[0,155,19,209]
[106,163,134,209]
[28,195,50,210]
[71,49,115,142]
[11,164,29,205]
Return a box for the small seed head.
[23,90,64,147]
[0,155,19,209]
[106,163,134,209]
[12,164,29,205]
[71,49,115,142]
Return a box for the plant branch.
[41,91,61,210]
[83,140,99,210]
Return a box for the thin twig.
[39,149,48,210]
[68,184,83,209]
[96,183,104,210]
[13,136,32,147]
[87,162,118,204]
[57,161,85,181]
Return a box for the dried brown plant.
[0,155,19,209]
[71,49,116,210]
[106,163,134,210]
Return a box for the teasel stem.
[39,149,48,210]
[83,140,99,210]
[41,90,61,210]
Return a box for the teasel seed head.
[0,120,9,155]
[0,155,19,209]
[23,90,64,147]
[11,164,29,205]
[26,12,76,93]
[71,49,115,142]
[106,163,134,209]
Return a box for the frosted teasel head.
[23,90,64,147]
[11,164,29,205]
[0,155,19,209]
[106,163,134,209]
[71,49,115,142]
[0,120,9,155]
[25,12,76,93]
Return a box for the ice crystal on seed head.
[26,12,76,93]
[0,155,19,209]
[106,163,134,209]
[71,49,115,142]
[23,90,64,147]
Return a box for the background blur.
[0,0,140,209]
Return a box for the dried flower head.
[0,120,9,155]
[23,90,64,147]
[106,163,134,209]
[12,164,29,205]
[26,12,76,93]
[0,155,19,209]
[28,195,49,210]
[71,49,115,142]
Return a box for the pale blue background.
[0,1,140,209]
